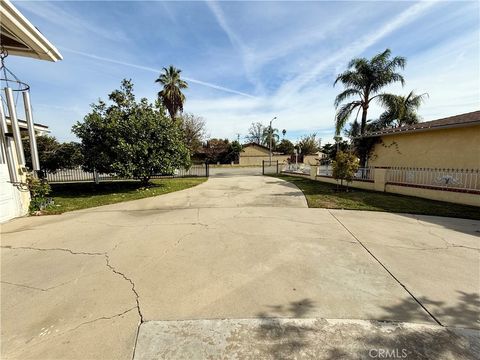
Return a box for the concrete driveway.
[1,171,479,359]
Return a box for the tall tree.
[297,133,321,155]
[155,65,188,121]
[179,113,207,153]
[23,135,84,173]
[334,49,406,136]
[246,122,264,144]
[277,139,294,155]
[73,79,190,185]
[376,91,428,128]
[262,126,280,149]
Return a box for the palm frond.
[334,88,362,108]
[335,102,361,135]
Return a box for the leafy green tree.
[276,139,294,155]
[55,142,84,169]
[334,49,406,136]
[155,65,188,121]
[22,135,83,173]
[320,141,349,164]
[225,140,243,164]
[203,138,230,163]
[297,133,320,155]
[73,79,190,185]
[332,151,359,189]
[376,91,428,128]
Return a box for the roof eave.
[1,0,63,62]
[361,120,480,138]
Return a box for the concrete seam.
[328,211,443,327]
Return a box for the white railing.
[386,167,479,191]
[317,166,374,181]
[318,165,333,177]
[283,163,311,174]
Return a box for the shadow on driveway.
[254,294,479,359]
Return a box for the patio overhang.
[0,0,63,62]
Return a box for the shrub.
[332,151,359,189]
[27,175,52,213]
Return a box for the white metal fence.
[282,163,311,174]
[317,166,374,181]
[44,164,209,183]
[386,167,479,191]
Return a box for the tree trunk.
[141,176,150,186]
[360,106,368,135]
[359,106,369,167]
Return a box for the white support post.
[4,87,26,166]
[22,91,40,171]
[0,99,18,183]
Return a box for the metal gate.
[262,160,279,175]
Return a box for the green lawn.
[43,177,207,215]
[273,174,480,220]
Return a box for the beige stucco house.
[365,111,480,169]
[239,143,290,166]
[239,143,321,166]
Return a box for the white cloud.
[275,1,439,100]
[14,1,130,43]
[59,47,256,98]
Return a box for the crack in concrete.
[378,244,480,252]
[104,253,144,323]
[413,217,480,251]
[68,307,137,332]
[0,245,104,256]
[1,245,144,324]
[1,281,46,291]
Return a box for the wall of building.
[385,184,479,207]
[239,154,290,166]
[239,145,290,166]
[239,145,321,166]
[0,121,31,223]
[368,125,480,169]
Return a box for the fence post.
[276,160,279,174]
[205,161,209,177]
[374,168,387,192]
[93,168,100,184]
[310,165,317,180]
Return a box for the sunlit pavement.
[1,170,478,359]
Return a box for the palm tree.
[155,65,188,121]
[376,91,428,128]
[282,129,287,138]
[334,49,406,136]
[262,126,280,148]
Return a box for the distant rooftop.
[363,110,480,137]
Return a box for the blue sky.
[8,0,480,144]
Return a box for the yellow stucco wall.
[239,144,290,165]
[242,144,270,157]
[368,125,480,169]
[239,145,321,166]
